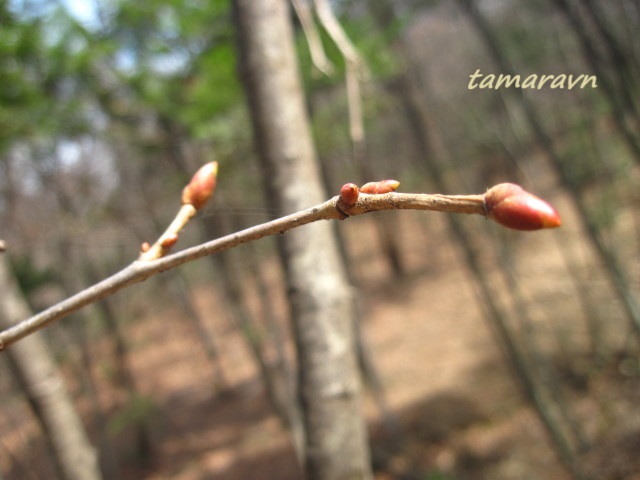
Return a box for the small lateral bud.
[140,242,151,253]
[160,233,179,249]
[182,161,218,210]
[339,183,360,206]
[360,179,400,195]
[484,183,561,231]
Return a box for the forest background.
[1,0,639,479]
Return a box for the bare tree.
[0,255,101,480]
[232,0,373,478]
[454,0,640,339]
[551,0,640,162]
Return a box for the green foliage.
[9,254,57,296]
[0,2,95,156]
[94,0,243,145]
[424,470,456,480]
[178,41,242,131]
[296,13,402,92]
[108,394,157,436]
[0,7,51,151]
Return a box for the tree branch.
[291,0,335,75]
[0,184,559,351]
[312,0,368,150]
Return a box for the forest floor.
[119,202,639,480]
[2,197,640,480]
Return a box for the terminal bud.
[484,183,561,231]
[182,161,218,210]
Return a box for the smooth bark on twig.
[0,191,485,350]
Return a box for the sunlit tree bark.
[0,256,101,480]
[233,0,372,478]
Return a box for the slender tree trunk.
[240,223,307,457]
[315,126,401,443]
[54,246,122,480]
[552,0,640,161]
[155,117,305,446]
[497,248,590,452]
[233,1,372,478]
[579,0,640,110]
[366,3,590,473]
[133,156,229,391]
[455,0,640,339]
[0,256,101,480]
[396,69,588,479]
[162,272,228,390]
[206,210,307,463]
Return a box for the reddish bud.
[160,233,179,249]
[182,161,218,210]
[360,179,400,194]
[484,183,561,231]
[339,183,360,206]
[140,242,151,253]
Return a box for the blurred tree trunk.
[80,263,157,464]
[134,165,228,391]
[53,168,156,465]
[392,64,588,480]
[0,255,101,480]
[314,114,400,443]
[205,210,306,463]
[54,245,122,480]
[154,117,304,453]
[578,0,640,110]
[161,272,228,390]
[454,0,640,339]
[551,0,640,163]
[367,2,590,477]
[496,248,590,452]
[233,0,372,478]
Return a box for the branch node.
[0,182,560,349]
[335,204,350,219]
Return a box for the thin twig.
[312,0,368,151]
[291,0,335,75]
[313,0,362,67]
[346,67,364,146]
[0,191,485,351]
[138,204,197,261]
